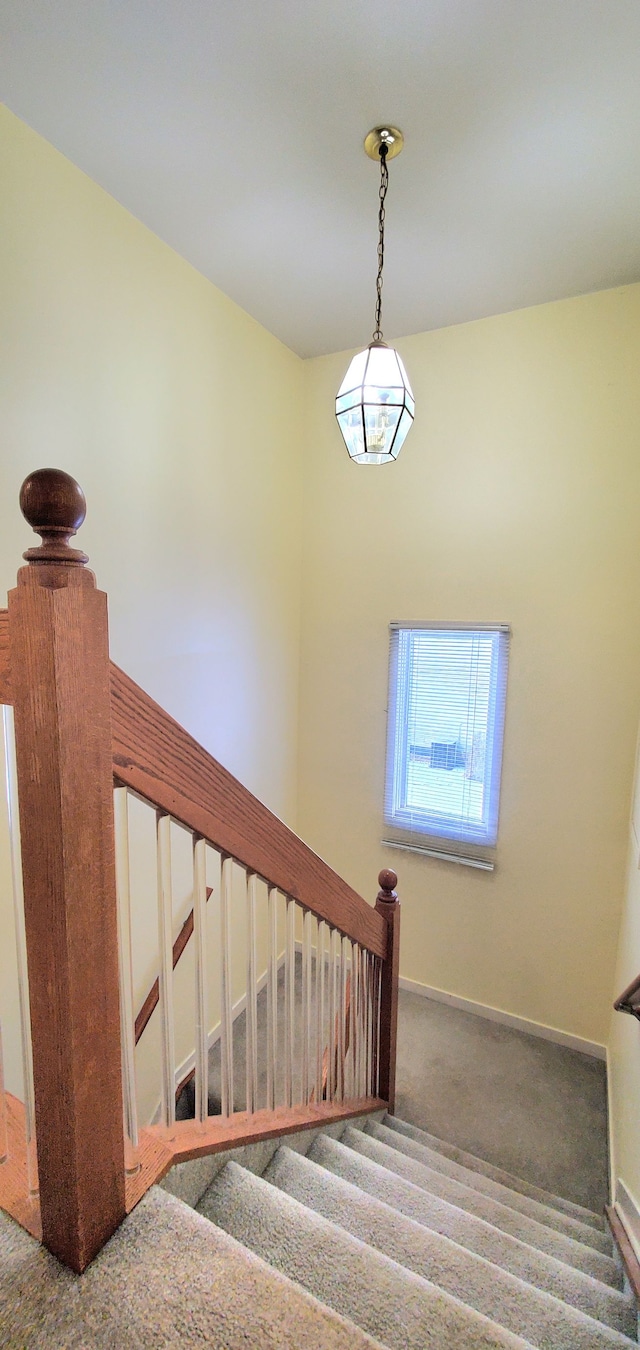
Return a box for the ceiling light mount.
[364,126,405,161]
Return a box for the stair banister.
[614,971,640,1021]
[7,468,126,1273]
[0,469,401,1272]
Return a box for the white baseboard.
[399,975,607,1060]
[615,1179,640,1264]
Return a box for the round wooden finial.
[377,868,398,906]
[20,468,88,565]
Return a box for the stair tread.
[343,1125,621,1287]
[200,1159,539,1349]
[369,1120,611,1254]
[0,1186,383,1349]
[264,1143,637,1347]
[309,1133,632,1329]
[384,1115,604,1232]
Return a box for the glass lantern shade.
[335,342,415,465]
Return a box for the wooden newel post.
[8,469,125,1272]
[375,868,400,1113]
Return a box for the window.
[383,623,510,868]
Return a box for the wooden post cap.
[377,869,398,906]
[20,468,88,565]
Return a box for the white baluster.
[353,945,359,1101]
[193,836,209,1125]
[316,919,325,1101]
[113,786,139,1172]
[302,909,312,1104]
[284,897,295,1107]
[337,936,346,1102]
[349,940,357,1099]
[374,956,382,1098]
[369,951,376,1098]
[267,886,278,1110]
[156,811,176,1132]
[245,872,258,1116]
[364,948,371,1097]
[359,947,365,1097]
[2,706,37,1194]
[328,928,337,1101]
[220,856,234,1117]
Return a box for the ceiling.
[2,1,640,358]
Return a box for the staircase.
[1,471,637,1346]
[191,1112,637,1349]
[1,1110,636,1347]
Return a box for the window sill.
[381,838,495,871]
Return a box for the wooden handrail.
[110,662,387,959]
[606,1206,640,1303]
[134,887,213,1044]
[614,972,640,1020]
[3,611,387,958]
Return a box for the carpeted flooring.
[197,1114,636,1348]
[0,978,622,1347]
[0,1186,385,1348]
[2,1108,632,1349]
[394,989,609,1213]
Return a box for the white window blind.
[383,623,510,867]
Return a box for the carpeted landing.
[394,989,609,1214]
[0,1111,636,1346]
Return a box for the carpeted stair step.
[308,1134,633,1332]
[0,1187,385,1350]
[384,1115,605,1233]
[368,1120,611,1254]
[199,1159,537,1350]
[342,1126,621,1286]
[263,1144,637,1348]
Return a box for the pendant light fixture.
[335,126,415,465]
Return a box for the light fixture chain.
[373,143,389,342]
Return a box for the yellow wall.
[298,285,640,1047]
[608,727,640,1219]
[3,98,640,1111]
[0,103,303,810]
[0,104,304,1097]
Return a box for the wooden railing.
[614,972,640,1021]
[115,784,386,1130]
[0,469,400,1273]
